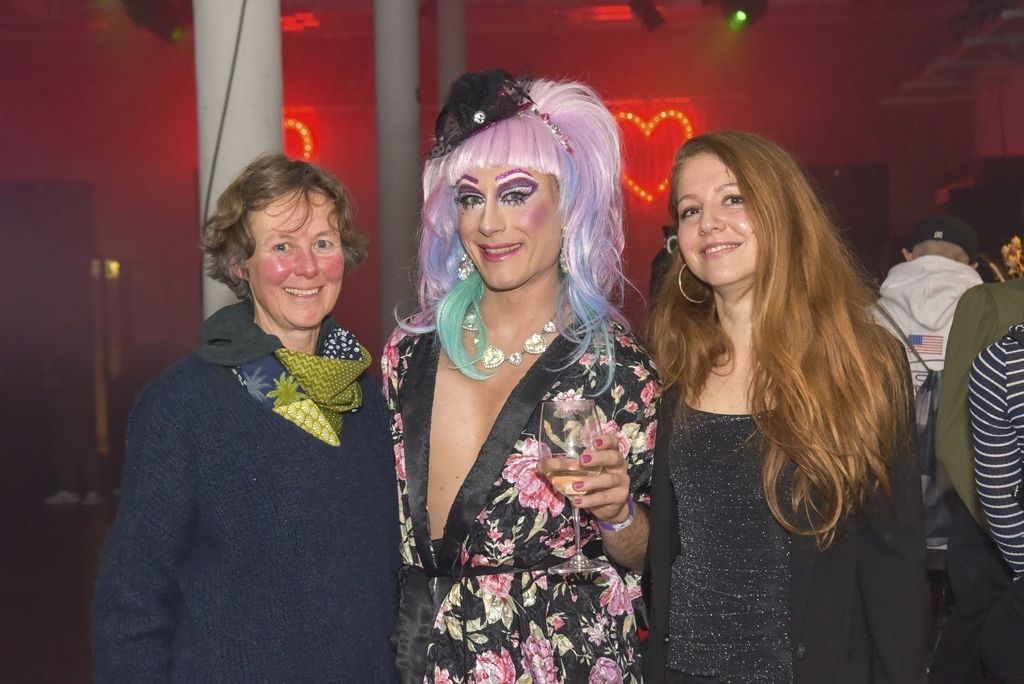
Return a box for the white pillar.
[374,0,420,342]
[193,0,283,318]
[436,0,466,107]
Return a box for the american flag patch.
[908,334,944,355]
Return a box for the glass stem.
[572,504,583,558]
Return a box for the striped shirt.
[969,323,1024,577]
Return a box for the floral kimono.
[383,328,658,684]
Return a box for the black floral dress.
[382,328,658,684]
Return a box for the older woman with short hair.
[92,153,399,683]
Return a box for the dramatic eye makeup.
[494,169,538,207]
[498,179,538,206]
[454,175,483,210]
[453,170,541,209]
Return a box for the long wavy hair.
[646,131,912,548]
[406,77,627,390]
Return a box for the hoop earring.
[678,262,709,304]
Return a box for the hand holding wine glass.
[538,399,613,574]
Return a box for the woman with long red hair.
[643,131,928,684]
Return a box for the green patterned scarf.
[274,344,372,438]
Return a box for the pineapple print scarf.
[234,329,371,446]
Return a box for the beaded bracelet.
[597,497,635,533]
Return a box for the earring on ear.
[559,252,569,276]
[458,253,476,281]
[677,262,709,304]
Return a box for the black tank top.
[666,409,793,684]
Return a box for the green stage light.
[728,10,748,30]
[722,0,767,30]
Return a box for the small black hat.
[910,216,978,262]
[427,70,533,159]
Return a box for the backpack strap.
[904,334,928,367]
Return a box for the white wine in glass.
[538,398,612,575]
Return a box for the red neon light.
[571,5,667,22]
[283,107,318,160]
[610,104,698,204]
[281,13,320,32]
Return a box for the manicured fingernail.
[581,454,592,464]
[574,498,583,506]
[594,437,604,448]
[573,480,585,490]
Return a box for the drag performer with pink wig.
[383,70,657,684]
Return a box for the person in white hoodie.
[878,215,982,559]
[879,215,982,391]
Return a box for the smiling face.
[455,166,563,296]
[242,193,344,354]
[674,153,759,300]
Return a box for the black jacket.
[643,396,929,684]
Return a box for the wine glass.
[538,399,612,574]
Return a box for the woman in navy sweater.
[92,154,399,683]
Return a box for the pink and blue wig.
[406,78,627,390]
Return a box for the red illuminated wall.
[280,10,381,354]
[431,0,981,319]
[0,21,200,368]
[0,0,1009,382]
[5,0,1022,498]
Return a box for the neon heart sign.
[614,108,696,204]
[284,106,318,160]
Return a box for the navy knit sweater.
[92,354,400,683]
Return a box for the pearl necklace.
[463,313,557,369]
